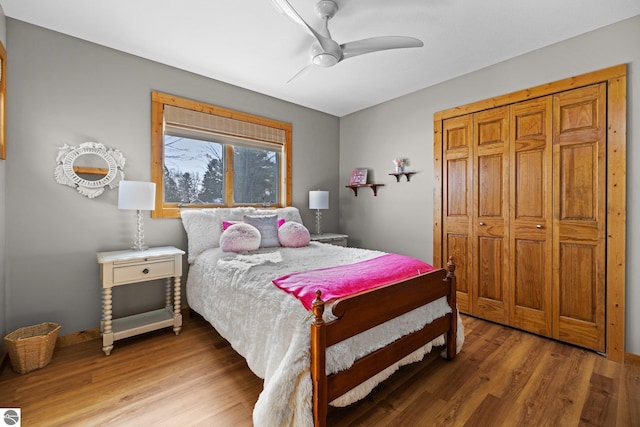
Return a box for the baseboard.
[57,328,101,348]
[0,350,8,373]
[625,352,640,367]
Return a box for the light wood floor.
[1,314,638,426]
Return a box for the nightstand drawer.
[113,257,175,284]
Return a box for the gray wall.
[339,15,640,354]
[0,6,6,353]
[4,19,340,336]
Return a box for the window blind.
[164,105,286,148]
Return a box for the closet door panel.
[510,97,553,336]
[514,240,545,309]
[472,107,509,323]
[558,144,598,224]
[558,243,598,321]
[514,150,545,218]
[556,241,602,350]
[447,159,469,216]
[446,234,470,308]
[478,236,504,299]
[442,115,473,313]
[512,239,549,335]
[552,83,606,352]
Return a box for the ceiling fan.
[271,0,424,81]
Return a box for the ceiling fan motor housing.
[310,42,340,66]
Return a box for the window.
[151,92,292,218]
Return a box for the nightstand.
[310,233,348,247]
[97,246,185,356]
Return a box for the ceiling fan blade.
[340,36,424,61]
[286,63,313,84]
[271,0,334,52]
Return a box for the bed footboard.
[311,258,457,427]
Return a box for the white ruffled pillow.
[278,221,311,248]
[219,223,261,252]
[180,209,220,263]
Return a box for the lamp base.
[131,210,148,251]
[315,209,323,236]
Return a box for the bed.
[181,207,464,427]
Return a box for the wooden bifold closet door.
[439,82,607,352]
[509,96,553,338]
[552,84,606,351]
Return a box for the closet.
[433,65,626,359]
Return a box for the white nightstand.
[310,233,349,247]
[97,246,185,356]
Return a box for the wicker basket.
[4,322,61,374]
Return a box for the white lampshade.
[309,190,329,210]
[118,181,156,211]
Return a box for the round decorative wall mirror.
[54,141,126,198]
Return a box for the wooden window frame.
[151,91,292,218]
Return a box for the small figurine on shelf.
[393,158,407,173]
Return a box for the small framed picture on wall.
[350,169,368,185]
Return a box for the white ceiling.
[1,0,639,117]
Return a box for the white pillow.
[219,223,261,252]
[278,222,311,248]
[180,209,221,263]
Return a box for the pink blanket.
[272,253,435,310]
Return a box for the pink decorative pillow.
[278,222,311,248]
[223,218,285,230]
[219,223,261,252]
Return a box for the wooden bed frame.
[310,257,457,427]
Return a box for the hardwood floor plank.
[1,314,638,427]
[463,393,514,427]
[618,363,640,426]
[579,373,618,426]
[391,390,448,426]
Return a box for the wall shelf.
[389,171,418,182]
[345,183,384,197]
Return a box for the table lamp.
[309,190,329,235]
[118,181,156,251]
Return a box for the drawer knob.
[142,268,150,274]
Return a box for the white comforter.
[186,242,464,427]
